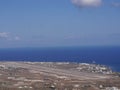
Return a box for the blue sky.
[0,0,120,48]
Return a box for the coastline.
[0,47,120,72]
[0,60,119,72]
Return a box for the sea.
[0,46,120,72]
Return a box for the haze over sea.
[0,46,120,72]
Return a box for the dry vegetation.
[0,62,120,90]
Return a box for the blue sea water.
[0,46,120,72]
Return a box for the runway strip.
[1,62,110,80]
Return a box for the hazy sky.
[0,0,120,48]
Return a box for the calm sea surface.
[0,47,120,71]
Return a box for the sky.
[0,0,120,48]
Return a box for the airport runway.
[1,62,110,80]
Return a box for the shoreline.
[0,61,119,72]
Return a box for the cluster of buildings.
[76,63,113,74]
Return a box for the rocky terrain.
[0,62,120,90]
